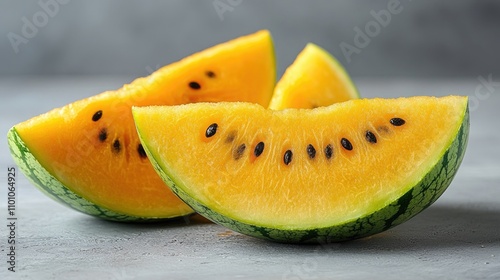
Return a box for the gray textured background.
[2,1,500,278]
[2,0,500,79]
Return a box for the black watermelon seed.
[365,131,377,144]
[254,142,264,157]
[112,139,121,153]
[341,138,353,151]
[137,144,147,158]
[92,110,102,122]
[390,118,406,126]
[307,144,316,159]
[324,144,333,159]
[233,144,246,160]
[205,123,218,138]
[225,131,236,143]
[284,150,293,165]
[189,81,201,90]
[98,128,107,142]
[205,71,216,78]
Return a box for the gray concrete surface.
[1,78,499,279]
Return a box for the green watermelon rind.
[141,103,469,243]
[7,127,188,222]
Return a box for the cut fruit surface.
[268,43,358,110]
[133,96,469,242]
[8,30,276,221]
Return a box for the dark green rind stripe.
[145,104,469,243]
[7,127,180,222]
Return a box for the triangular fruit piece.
[268,43,358,110]
[133,96,469,242]
[8,30,276,221]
